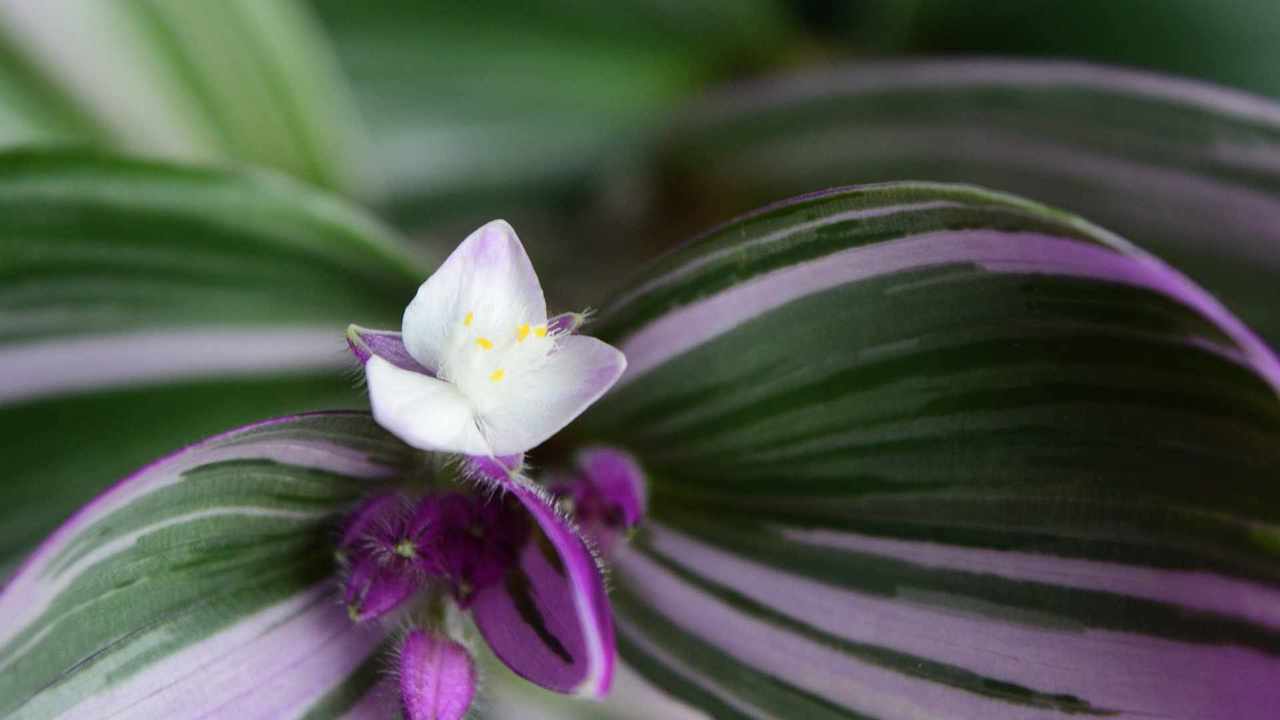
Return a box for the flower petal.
[470,479,615,697]
[366,355,489,455]
[402,220,547,372]
[347,324,432,374]
[480,335,627,455]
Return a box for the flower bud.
[400,629,476,720]
[343,553,418,622]
[552,447,647,552]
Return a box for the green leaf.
[842,0,1280,101]
[0,413,410,719]
[0,149,426,564]
[655,59,1280,349]
[579,184,1280,718]
[0,0,369,194]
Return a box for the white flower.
[349,220,626,456]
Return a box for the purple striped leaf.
[0,413,413,718]
[0,409,623,719]
[579,183,1280,719]
[657,59,1280,350]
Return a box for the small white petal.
[402,220,547,372]
[365,356,490,455]
[479,336,627,456]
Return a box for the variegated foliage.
[576,184,1280,719]
[657,59,1280,349]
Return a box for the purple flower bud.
[399,630,476,720]
[338,493,403,551]
[342,553,419,622]
[421,493,530,606]
[552,447,647,553]
[576,448,646,529]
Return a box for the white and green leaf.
[578,183,1280,719]
[0,149,427,566]
[0,0,369,194]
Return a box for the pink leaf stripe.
[615,227,1280,393]
[617,525,1280,719]
[0,327,349,406]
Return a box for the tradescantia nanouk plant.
[4,58,1280,719]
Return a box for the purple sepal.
[399,630,476,720]
[471,480,615,697]
[343,553,419,622]
[346,324,433,374]
[547,311,586,336]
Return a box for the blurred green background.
[3,0,1278,307]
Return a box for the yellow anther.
[490,369,505,382]
[463,311,474,327]
[475,337,493,350]
[517,323,530,342]
[533,325,547,337]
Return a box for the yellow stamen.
[533,325,547,338]
[516,323,530,342]
[489,368,505,382]
[475,337,493,350]
[463,311,474,327]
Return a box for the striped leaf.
[0,149,425,566]
[577,184,1280,718]
[310,0,793,220]
[657,59,1280,349]
[0,412,412,719]
[0,0,369,195]
[0,412,635,718]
